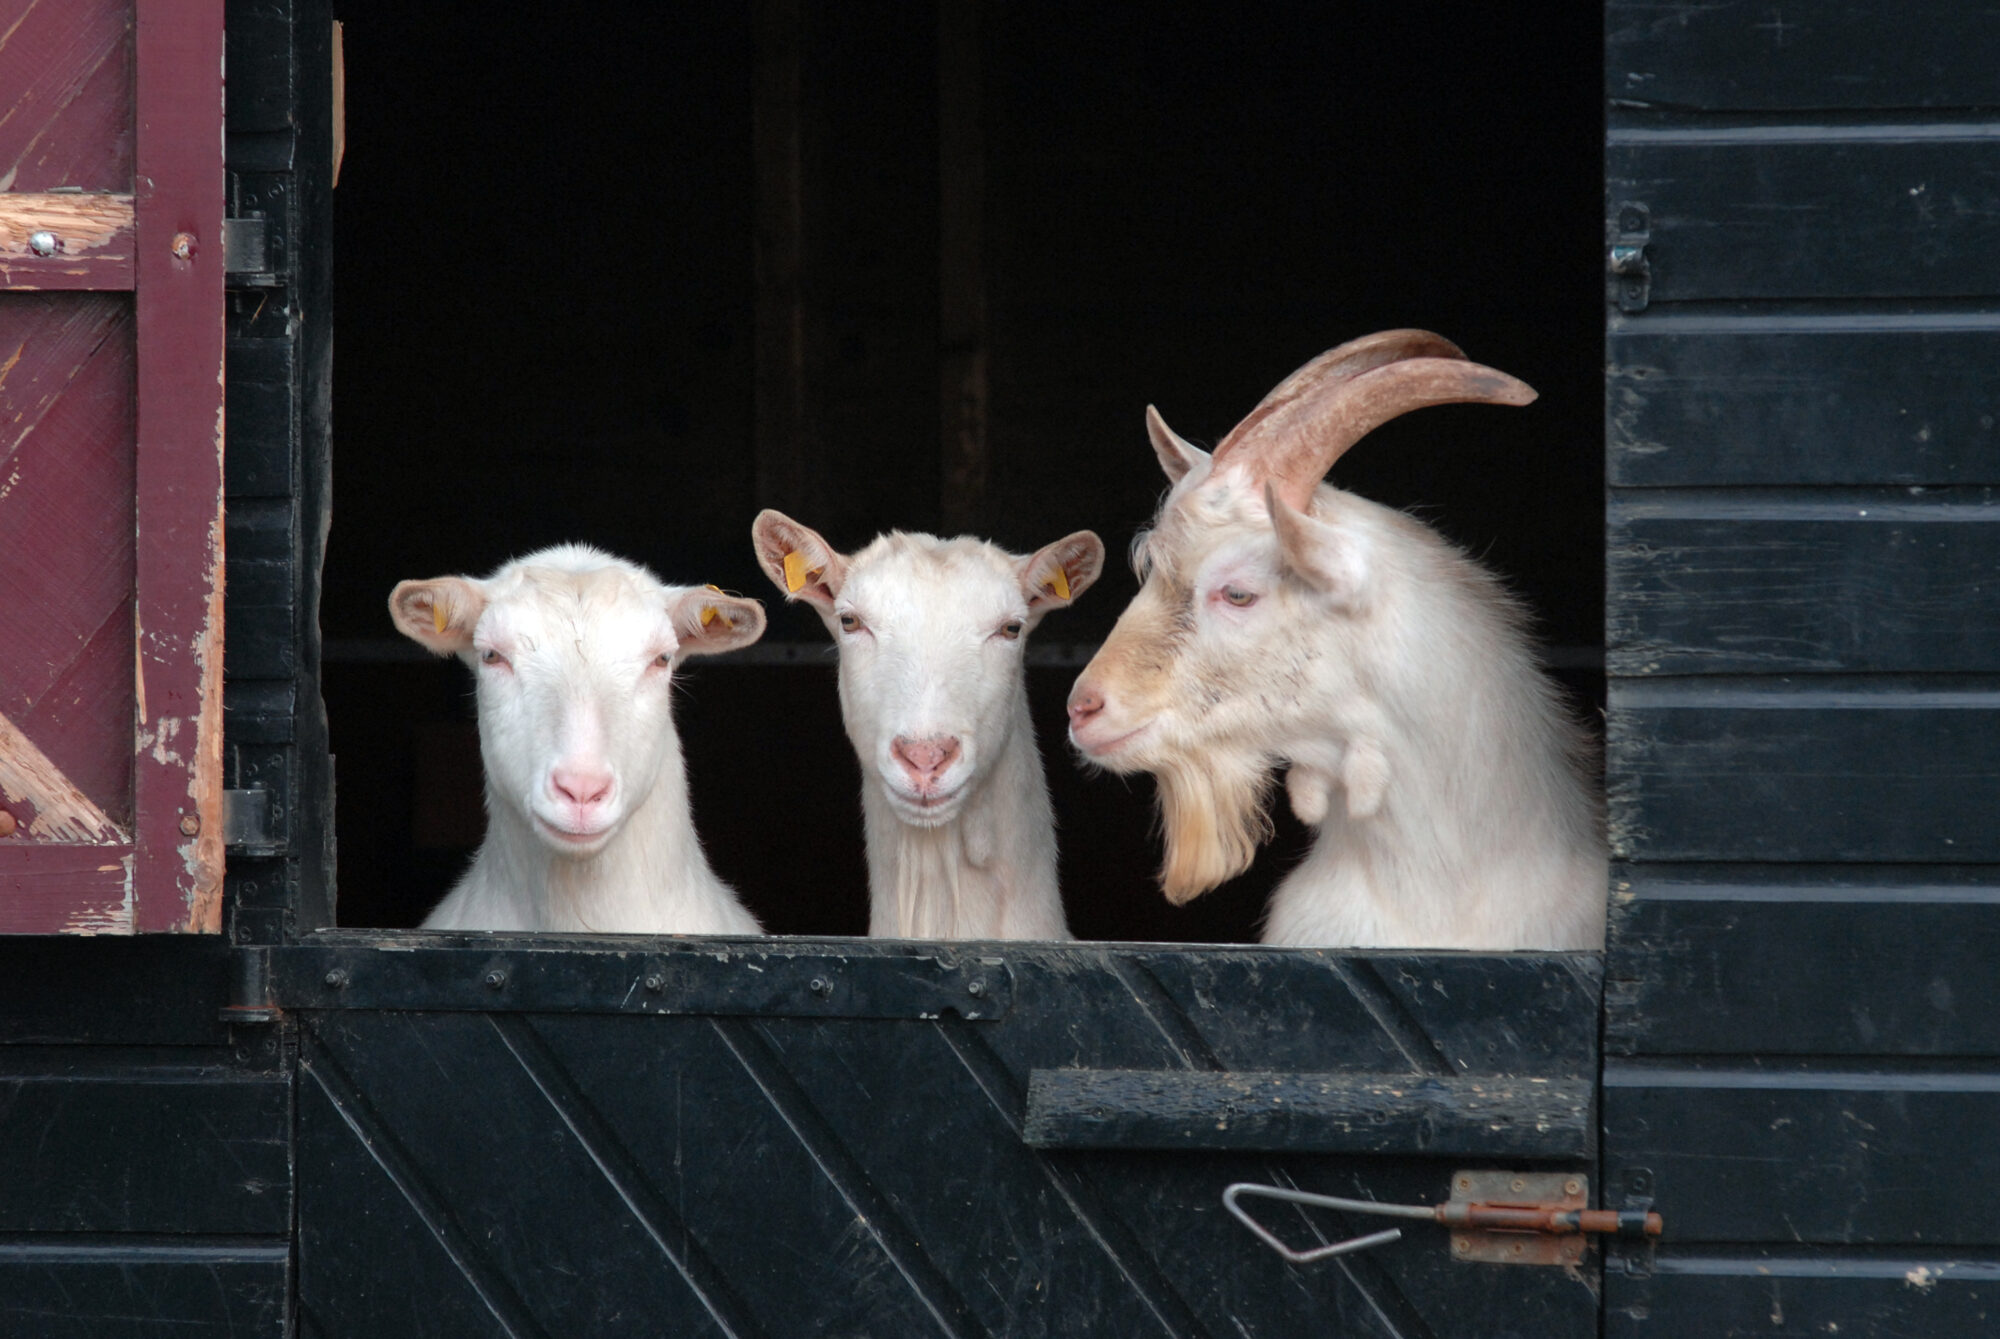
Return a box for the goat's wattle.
[1074,331,1607,950]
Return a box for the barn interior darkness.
[317,2,1603,937]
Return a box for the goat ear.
[750,508,847,611]
[1021,530,1105,615]
[1265,484,1369,610]
[389,577,487,655]
[670,588,766,658]
[1147,406,1209,485]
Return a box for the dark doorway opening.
[319,2,1604,937]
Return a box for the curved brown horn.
[1214,335,1536,512]
[1210,329,1467,470]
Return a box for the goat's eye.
[1220,586,1259,608]
[652,652,673,669]
[478,648,508,667]
[837,613,862,633]
[997,620,1024,641]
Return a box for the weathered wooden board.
[1605,1062,2000,1244]
[0,1249,288,1338]
[1608,493,2000,674]
[1607,1253,1999,1338]
[0,293,137,829]
[1607,867,2000,1058]
[1608,680,2000,861]
[1023,1069,1590,1156]
[1607,0,2000,112]
[0,845,131,934]
[1608,322,2000,487]
[0,1057,289,1233]
[0,0,132,192]
[1608,134,2000,302]
[290,942,1600,1339]
[128,0,227,932]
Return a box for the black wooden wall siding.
[0,938,293,1336]
[1605,3,2000,1334]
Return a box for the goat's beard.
[1153,748,1276,905]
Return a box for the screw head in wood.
[1564,1179,1583,1197]
[171,232,195,260]
[809,977,832,996]
[179,814,201,836]
[966,978,987,998]
[0,810,14,838]
[644,973,665,993]
[323,968,350,989]
[484,969,507,990]
[27,230,59,256]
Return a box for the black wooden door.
[1604,5,2000,1333]
[273,937,1599,1337]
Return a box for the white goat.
[388,544,766,934]
[1067,330,1606,950]
[751,511,1103,940]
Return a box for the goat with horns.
[1067,330,1606,950]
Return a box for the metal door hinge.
[223,787,273,848]
[1609,202,1651,313]
[1224,1172,1662,1268]
[222,213,274,284]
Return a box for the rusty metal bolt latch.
[1224,1174,1663,1268]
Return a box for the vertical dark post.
[753,0,811,517]
[937,0,988,534]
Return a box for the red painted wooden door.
[0,0,225,932]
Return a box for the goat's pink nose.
[891,735,961,784]
[550,766,614,807]
[1067,683,1106,729]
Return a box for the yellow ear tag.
[1045,567,1071,601]
[705,583,721,592]
[432,600,448,635]
[699,605,718,627]
[783,550,808,594]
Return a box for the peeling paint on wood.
[0,843,133,933]
[127,0,226,933]
[0,705,124,843]
[0,192,137,290]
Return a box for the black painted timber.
[288,938,1601,1338]
[1608,492,2000,674]
[1023,1070,1591,1156]
[1607,678,2000,861]
[1608,136,2000,303]
[1603,5,2000,1335]
[1608,323,2000,488]
[1605,1252,1999,1338]
[222,0,338,942]
[1606,866,2000,1058]
[1607,0,2000,112]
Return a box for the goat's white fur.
[1070,347,1605,950]
[388,544,765,934]
[753,512,1102,940]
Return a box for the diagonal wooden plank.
[13,592,132,823]
[713,1017,989,1339]
[0,703,122,842]
[298,1031,549,1339]
[489,1015,766,1339]
[0,293,135,718]
[0,0,134,193]
[304,1010,736,1336]
[934,1018,1213,1339]
[528,1011,949,1338]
